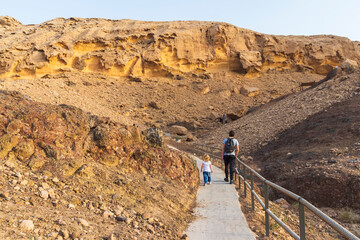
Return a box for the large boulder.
[240,85,260,97]
[13,140,35,161]
[219,90,232,99]
[27,154,47,170]
[227,107,248,121]
[200,86,210,95]
[340,59,358,74]
[186,133,197,142]
[99,155,119,167]
[143,128,164,147]
[148,101,161,110]
[19,220,34,231]
[0,134,19,159]
[170,125,188,136]
[209,111,218,120]
[239,51,262,72]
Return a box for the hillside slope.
[196,68,360,238]
[253,94,360,209]
[0,91,199,239]
[202,69,360,154]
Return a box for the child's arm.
[210,164,213,173]
[200,163,204,172]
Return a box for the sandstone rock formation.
[240,85,260,97]
[0,17,359,80]
[0,16,22,28]
[341,58,359,73]
[170,125,188,136]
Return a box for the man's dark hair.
[229,130,235,137]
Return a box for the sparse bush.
[338,208,360,223]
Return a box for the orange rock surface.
[1,17,359,80]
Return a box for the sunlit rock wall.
[1,17,359,79]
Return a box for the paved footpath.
[186,155,256,240]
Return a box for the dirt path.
[185,155,256,240]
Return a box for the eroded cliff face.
[0,17,359,79]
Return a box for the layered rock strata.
[0,17,359,79]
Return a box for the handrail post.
[236,160,239,189]
[221,152,224,168]
[251,172,255,211]
[299,201,306,240]
[265,184,270,237]
[243,165,247,198]
[238,162,241,192]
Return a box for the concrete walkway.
[186,155,256,240]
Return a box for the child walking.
[201,154,213,186]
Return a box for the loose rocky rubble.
[254,94,360,209]
[0,156,194,240]
[204,67,360,156]
[0,91,199,240]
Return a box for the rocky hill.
[0,90,198,239]
[1,16,360,239]
[203,67,360,154]
[199,66,359,213]
[253,94,360,209]
[0,16,359,80]
[1,16,359,134]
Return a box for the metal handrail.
[193,143,359,240]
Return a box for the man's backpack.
[224,138,235,153]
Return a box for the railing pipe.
[253,188,265,209]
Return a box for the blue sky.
[2,0,359,41]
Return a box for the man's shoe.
[224,178,229,182]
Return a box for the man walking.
[222,130,239,184]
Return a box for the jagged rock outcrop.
[341,58,359,73]
[143,127,164,147]
[0,16,22,28]
[0,17,359,79]
[0,91,198,184]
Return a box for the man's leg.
[224,155,230,181]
